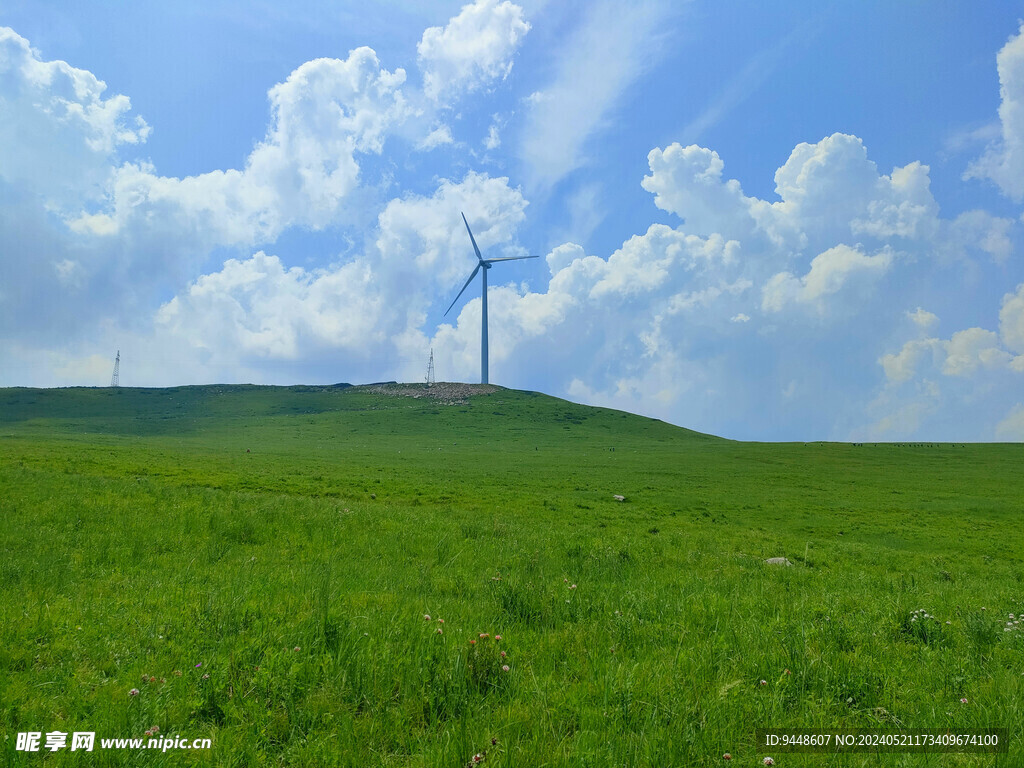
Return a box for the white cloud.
[942,327,1012,377]
[417,0,530,101]
[519,0,673,191]
[907,307,939,330]
[965,22,1024,200]
[879,338,943,384]
[418,124,454,150]
[998,283,1024,354]
[642,143,756,239]
[730,313,750,323]
[484,121,501,150]
[995,403,1024,440]
[154,172,528,374]
[762,244,892,313]
[0,26,149,208]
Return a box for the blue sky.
[2,1,1024,441]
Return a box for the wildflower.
[961,697,968,704]
[293,646,301,652]
[500,651,506,658]
[494,635,501,641]
[438,618,444,624]
[160,678,165,684]
[491,738,498,746]
[470,639,476,645]
[424,614,431,621]
[437,628,443,634]
[174,670,182,677]
[760,679,767,686]
[480,633,489,638]
[195,663,202,668]
[151,726,159,734]
[784,669,791,675]
[149,676,156,683]
[763,759,775,766]
[570,584,577,590]
[202,673,210,680]
[129,688,139,696]
[723,754,732,761]
[502,665,510,672]
[145,729,152,737]
[472,754,484,763]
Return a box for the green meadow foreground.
[1,384,1022,767]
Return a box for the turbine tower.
[444,212,538,384]
[110,350,120,387]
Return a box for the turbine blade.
[444,264,481,316]
[482,255,541,264]
[462,211,483,262]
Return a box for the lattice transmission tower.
[425,348,435,386]
[110,350,120,387]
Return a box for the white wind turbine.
[444,212,538,384]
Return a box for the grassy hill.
[1,384,1022,766]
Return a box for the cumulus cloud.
[94,47,410,246]
[878,295,1024,399]
[154,172,528,376]
[942,328,1012,377]
[965,22,1024,200]
[995,403,1024,440]
[762,245,893,313]
[907,307,939,330]
[998,283,1024,354]
[418,124,454,150]
[0,27,149,208]
[640,134,963,259]
[417,0,530,101]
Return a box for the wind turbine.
[444,212,538,384]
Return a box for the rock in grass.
[765,557,793,566]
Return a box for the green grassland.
[1,383,1022,767]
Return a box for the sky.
[2,1,1024,442]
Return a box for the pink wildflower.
[960,697,968,704]
[494,635,501,641]
[723,754,732,761]
[502,665,510,672]
[424,614,431,621]
[129,688,139,696]
[763,758,775,766]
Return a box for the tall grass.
[1,384,1022,766]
